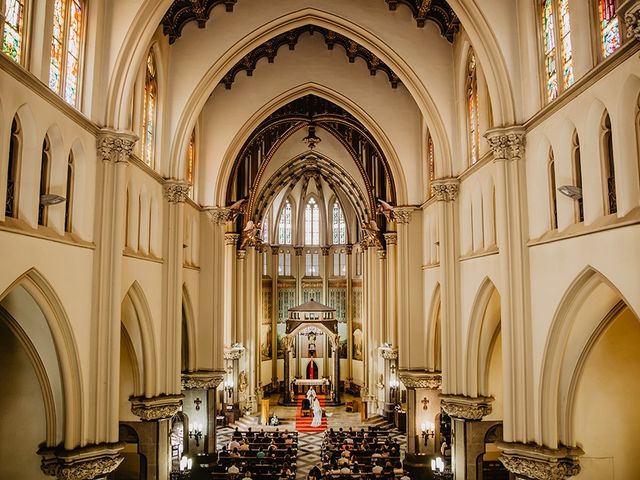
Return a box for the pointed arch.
[0,268,83,449]
[539,266,640,448]
[600,110,616,215]
[465,277,501,398]
[181,284,196,372]
[426,283,442,372]
[122,281,158,397]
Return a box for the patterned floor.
[217,394,407,479]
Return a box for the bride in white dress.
[310,397,323,427]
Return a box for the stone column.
[321,245,330,301]
[398,372,442,480]
[223,346,243,418]
[294,246,303,303]
[271,245,279,387]
[236,249,246,345]
[282,335,293,404]
[330,334,341,404]
[485,127,532,442]
[224,233,239,346]
[345,244,353,388]
[441,395,494,480]
[379,346,398,420]
[92,129,137,444]
[181,371,224,454]
[162,180,191,395]
[383,232,398,347]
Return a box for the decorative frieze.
[440,395,493,420]
[294,246,304,256]
[623,1,640,42]
[271,245,280,255]
[398,371,442,389]
[431,179,460,202]
[224,233,240,246]
[485,126,526,161]
[321,246,331,256]
[392,207,415,224]
[383,233,397,245]
[345,243,353,255]
[130,394,183,421]
[236,249,247,260]
[207,207,235,225]
[181,370,225,390]
[40,443,124,480]
[498,442,583,480]
[163,180,191,203]
[97,129,137,164]
[224,345,245,360]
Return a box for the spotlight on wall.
[421,422,435,446]
[389,379,400,404]
[557,185,582,200]
[188,423,203,447]
[40,194,66,205]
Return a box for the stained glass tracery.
[599,0,620,58]
[558,0,574,89]
[278,201,292,244]
[305,198,320,245]
[143,51,157,167]
[3,0,25,63]
[49,0,83,106]
[542,0,558,101]
[332,202,346,244]
[467,51,479,165]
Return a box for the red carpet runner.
[295,395,327,433]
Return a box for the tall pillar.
[181,371,224,455]
[223,346,244,419]
[271,245,279,387]
[321,245,330,301]
[399,372,443,480]
[485,127,532,443]
[236,249,246,345]
[162,180,191,394]
[294,246,303,303]
[330,334,341,404]
[223,233,239,346]
[383,232,398,347]
[282,335,293,404]
[379,346,398,420]
[345,244,353,388]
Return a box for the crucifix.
[422,397,429,411]
[194,397,202,411]
[390,363,396,376]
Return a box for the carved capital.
[431,178,460,202]
[224,345,245,360]
[97,129,137,164]
[379,346,398,360]
[398,371,442,389]
[498,442,583,480]
[163,180,191,203]
[622,1,640,42]
[383,233,397,245]
[271,245,280,255]
[181,370,225,390]
[440,395,493,420]
[40,443,124,480]
[207,207,235,225]
[392,206,415,224]
[345,243,353,254]
[377,248,387,260]
[485,126,526,161]
[224,233,239,246]
[294,246,304,256]
[321,246,331,256]
[130,394,183,421]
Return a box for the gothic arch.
[181,284,196,372]
[426,283,442,372]
[122,281,159,397]
[0,268,83,449]
[465,277,500,398]
[539,266,640,448]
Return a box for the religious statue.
[376,198,396,222]
[238,370,247,393]
[240,220,261,249]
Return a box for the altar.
[292,378,330,395]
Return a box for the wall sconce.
[431,457,444,473]
[224,379,234,398]
[179,455,193,472]
[194,397,202,411]
[557,185,582,200]
[188,423,203,447]
[389,379,400,404]
[421,422,435,446]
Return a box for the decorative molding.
[379,347,398,360]
[130,394,183,421]
[345,243,353,254]
[431,178,460,202]
[385,0,460,41]
[96,129,138,164]
[392,207,416,224]
[497,442,583,480]
[162,0,237,44]
[224,233,239,246]
[181,370,225,390]
[377,249,387,260]
[398,371,442,389]
[163,180,191,203]
[206,207,234,225]
[271,245,280,255]
[321,246,331,256]
[440,395,493,420]
[39,443,124,480]
[622,1,640,42]
[383,233,398,245]
[236,249,247,260]
[485,126,526,162]
[224,346,245,360]
[294,246,304,256]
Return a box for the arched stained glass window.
[599,0,621,58]
[332,202,346,244]
[466,50,479,165]
[542,0,574,102]
[65,152,74,233]
[186,130,195,200]
[278,201,292,244]
[2,0,26,63]
[305,198,320,245]
[143,50,157,167]
[49,0,83,106]
[427,134,435,195]
[262,212,269,244]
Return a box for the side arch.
[425,283,441,372]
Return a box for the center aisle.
[295,395,327,432]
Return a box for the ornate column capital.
[294,246,304,256]
[622,0,640,42]
[431,178,460,202]
[271,245,280,255]
[224,344,245,360]
[440,394,493,420]
[39,442,124,480]
[377,248,387,260]
[236,249,247,260]
[383,232,398,245]
[97,129,138,164]
[485,126,526,161]
[392,206,416,224]
[497,442,583,480]
[181,370,225,390]
[224,233,239,246]
[398,370,442,389]
[379,345,398,360]
[345,243,353,254]
[163,179,191,203]
[130,394,183,421]
[206,207,235,225]
[321,245,331,256]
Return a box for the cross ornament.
[194,397,202,411]
[422,397,429,411]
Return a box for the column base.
[404,452,439,480]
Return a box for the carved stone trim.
[485,126,526,161]
[39,442,124,480]
[130,394,183,421]
[271,245,280,255]
[440,394,493,420]
[431,178,460,202]
[321,246,331,256]
[163,179,191,203]
[181,370,225,390]
[345,243,353,254]
[206,207,235,225]
[383,233,397,245]
[236,249,247,260]
[497,442,583,480]
[392,206,416,224]
[377,249,387,260]
[398,371,441,389]
[622,1,640,42]
[224,233,239,246]
[379,346,398,360]
[294,246,304,256]
[224,346,244,360]
[97,129,137,164]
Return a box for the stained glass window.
[427,134,435,195]
[278,201,292,244]
[143,51,157,167]
[3,0,25,63]
[304,198,320,245]
[599,0,620,58]
[186,130,195,185]
[558,0,573,90]
[262,212,269,244]
[542,0,558,101]
[542,0,575,101]
[466,51,479,165]
[332,202,346,244]
[49,0,83,106]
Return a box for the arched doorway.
[306,360,319,379]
